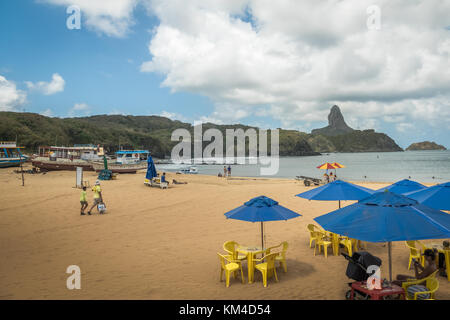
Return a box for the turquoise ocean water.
[156,150,450,183]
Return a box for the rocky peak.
[311,105,354,136]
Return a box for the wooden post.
[19,154,24,186]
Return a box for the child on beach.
[223,166,227,177]
[227,165,231,177]
[80,186,89,215]
[87,180,104,215]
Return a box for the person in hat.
[87,180,104,215]
[393,248,437,286]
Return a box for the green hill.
[0,112,319,158]
[0,109,403,157]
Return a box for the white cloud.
[396,123,414,133]
[68,103,90,117]
[140,0,450,131]
[40,108,54,117]
[43,0,139,37]
[109,109,127,115]
[159,110,187,122]
[26,73,65,95]
[0,75,27,111]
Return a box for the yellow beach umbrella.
[317,162,337,170]
[332,162,345,169]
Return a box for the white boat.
[91,150,150,173]
[177,166,198,174]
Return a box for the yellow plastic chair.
[266,241,289,273]
[314,232,332,258]
[307,224,321,248]
[339,237,353,257]
[406,241,425,269]
[404,276,439,300]
[254,252,279,287]
[327,232,340,256]
[223,241,247,262]
[217,253,244,287]
[415,240,428,252]
[401,269,439,297]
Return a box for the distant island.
[0,105,403,157]
[406,141,447,151]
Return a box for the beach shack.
[37,144,104,161]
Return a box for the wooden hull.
[91,162,146,174]
[32,159,94,171]
[0,157,28,168]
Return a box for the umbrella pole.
[261,222,264,250]
[388,241,393,282]
[339,200,341,209]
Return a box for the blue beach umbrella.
[376,179,427,195]
[296,179,375,208]
[145,156,157,180]
[314,191,450,281]
[224,196,301,249]
[404,182,450,211]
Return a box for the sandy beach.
[0,165,448,300]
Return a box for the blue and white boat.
[0,141,28,168]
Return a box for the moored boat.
[0,141,28,168]
[91,150,150,173]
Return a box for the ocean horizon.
[156,150,450,183]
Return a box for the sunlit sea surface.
[156,150,450,183]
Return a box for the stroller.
[342,251,382,300]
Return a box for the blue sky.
[0,0,214,119]
[0,0,449,149]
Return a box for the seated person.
[438,240,449,277]
[172,179,187,185]
[161,172,168,184]
[392,249,437,286]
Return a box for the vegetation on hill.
[0,111,404,157]
[406,141,447,151]
[0,112,319,158]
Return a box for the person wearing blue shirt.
[161,172,166,183]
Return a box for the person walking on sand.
[227,165,231,177]
[223,166,227,177]
[80,186,89,215]
[87,180,104,215]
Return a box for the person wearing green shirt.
[80,186,90,215]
